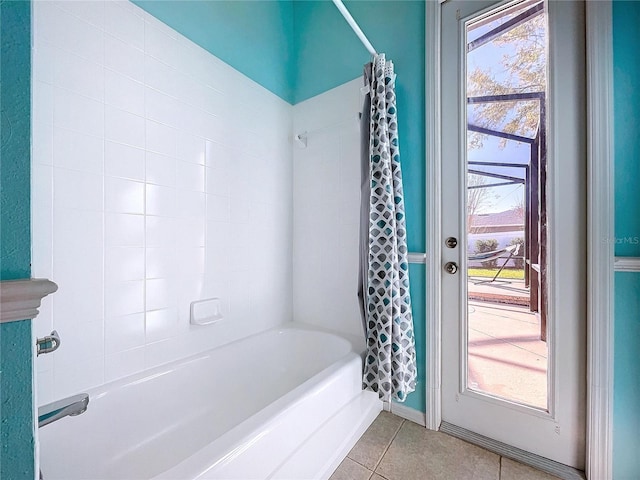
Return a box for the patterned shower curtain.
[359,54,417,403]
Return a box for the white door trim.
[585,1,615,478]
[425,0,442,432]
[424,0,614,477]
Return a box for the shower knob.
[444,262,458,274]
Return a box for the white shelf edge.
[614,256,640,272]
[0,278,58,323]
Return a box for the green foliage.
[467,10,546,149]
[475,238,499,268]
[508,237,525,269]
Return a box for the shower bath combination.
[38,326,380,479]
[29,0,409,478]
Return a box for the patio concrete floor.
[468,277,530,307]
[467,298,548,410]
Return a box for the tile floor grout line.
[337,456,375,479]
[370,472,391,480]
[371,419,406,474]
[346,413,560,480]
[346,456,374,471]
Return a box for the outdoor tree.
[467,7,546,149]
[467,173,491,232]
[513,196,525,223]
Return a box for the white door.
[440,0,586,468]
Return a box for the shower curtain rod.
[332,0,378,56]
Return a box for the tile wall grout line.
[100,28,107,383]
[48,20,59,399]
[142,16,149,359]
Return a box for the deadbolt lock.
[445,237,458,248]
[444,262,458,274]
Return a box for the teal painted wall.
[613,0,640,259]
[0,0,31,279]
[293,0,426,252]
[613,2,640,478]
[613,274,640,480]
[0,322,34,479]
[0,0,35,478]
[405,264,426,412]
[132,0,295,104]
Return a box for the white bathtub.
[38,323,381,479]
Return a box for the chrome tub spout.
[38,393,89,428]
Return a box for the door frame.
[424,1,614,478]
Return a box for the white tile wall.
[292,79,364,338]
[32,0,293,404]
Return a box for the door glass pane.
[464,0,549,410]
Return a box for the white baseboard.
[390,402,426,427]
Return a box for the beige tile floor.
[330,412,560,480]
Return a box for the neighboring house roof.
[470,209,524,230]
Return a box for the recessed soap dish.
[190,298,223,326]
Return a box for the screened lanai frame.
[465,0,548,340]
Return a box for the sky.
[464,2,546,215]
